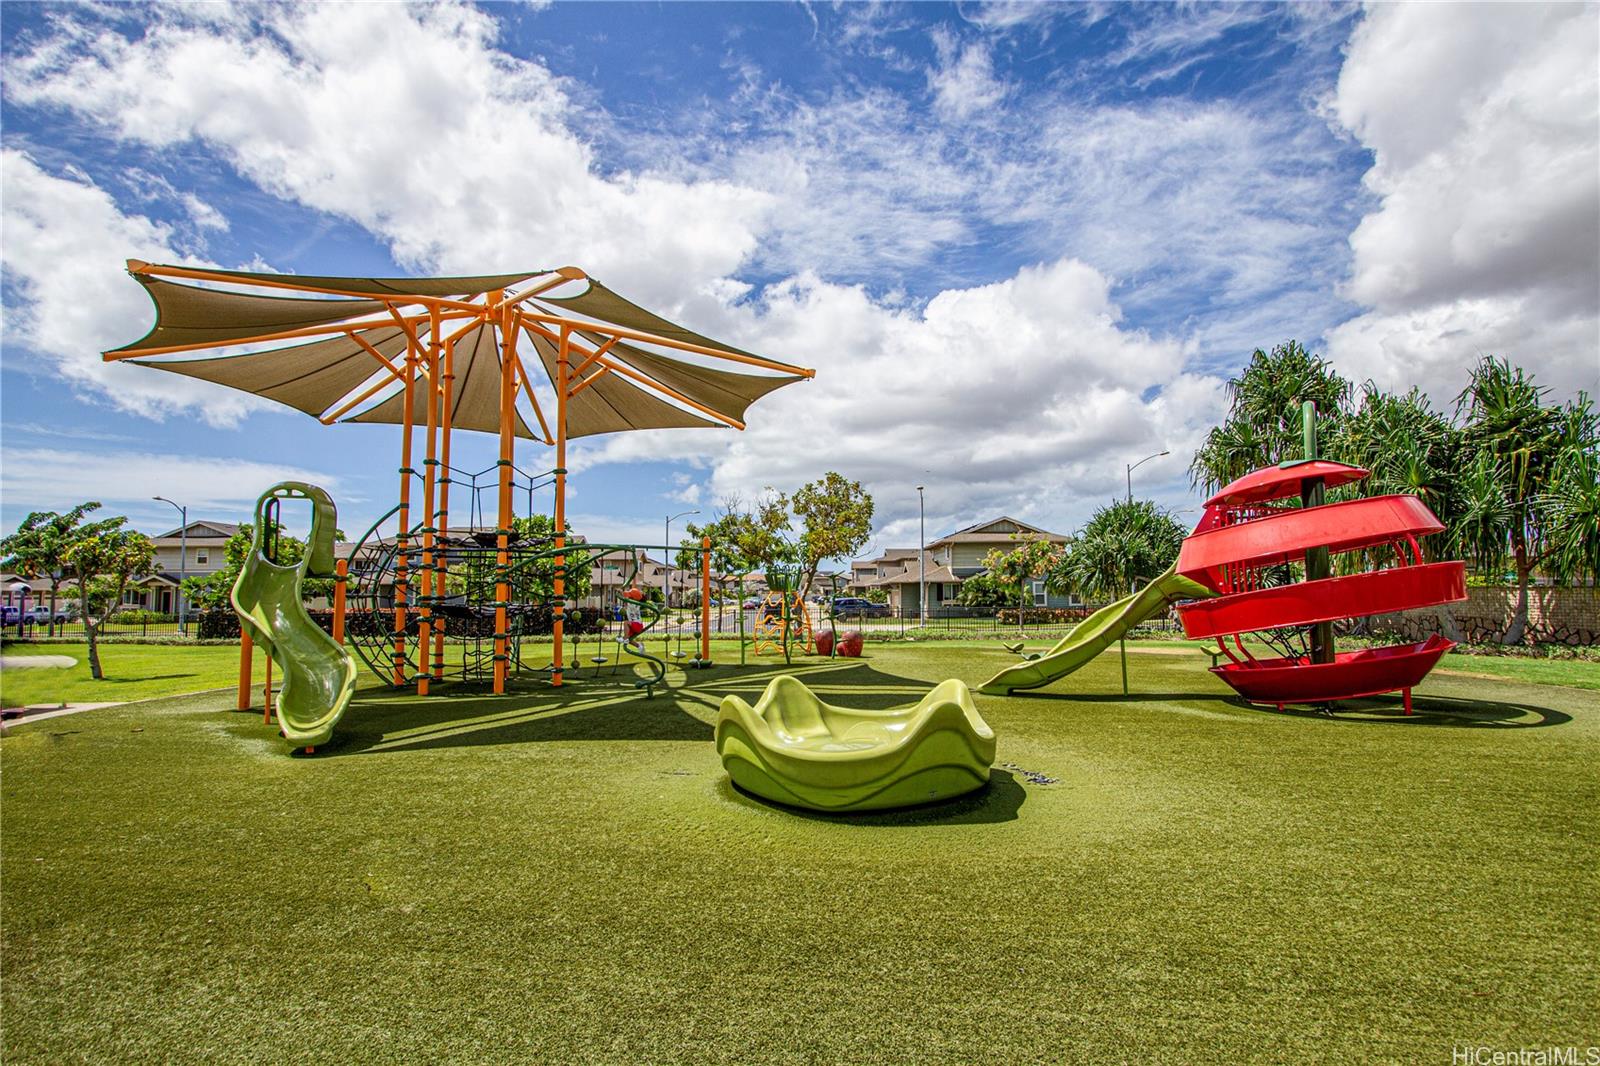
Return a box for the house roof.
[927,516,1068,548]
[154,520,241,541]
[868,563,960,586]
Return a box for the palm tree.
[1454,357,1593,643]
[1050,500,1186,601]
[1190,341,1351,492]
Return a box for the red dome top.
[1204,460,1368,507]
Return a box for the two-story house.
[850,517,1077,614]
[130,520,241,613]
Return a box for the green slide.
[979,564,1214,695]
[231,483,357,751]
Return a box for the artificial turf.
[2,644,1596,1062]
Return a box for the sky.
[2,1,1596,557]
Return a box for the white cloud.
[4,3,773,309]
[1326,3,1600,401]
[928,30,1009,120]
[0,447,341,529]
[0,150,265,424]
[572,258,1222,537]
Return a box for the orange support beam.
[237,631,253,711]
[392,334,417,686]
[434,336,456,683]
[701,536,712,664]
[333,559,348,645]
[416,304,441,697]
[551,325,569,687]
[493,295,513,694]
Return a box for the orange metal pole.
[517,310,814,378]
[393,335,417,686]
[434,336,456,683]
[701,536,712,663]
[333,559,347,645]
[263,656,274,724]
[552,324,569,688]
[237,631,253,710]
[416,304,441,697]
[493,294,513,694]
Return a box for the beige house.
[849,517,1075,613]
[129,520,240,614]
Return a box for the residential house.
[850,517,1078,613]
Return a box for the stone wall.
[1352,585,1599,646]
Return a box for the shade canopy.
[110,262,811,440]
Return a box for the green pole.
[1120,637,1129,695]
[1300,400,1335,664]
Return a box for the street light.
[153,496,188,634]
[914,469,934,623]
[664,509,699,609]
[1126,450,1170,504]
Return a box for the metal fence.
[697,604,1185,642]
[1,617,190,640]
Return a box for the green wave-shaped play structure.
[231,482,357,751]
[978,563,1214,695]
[716,675,996,811]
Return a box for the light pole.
[1126,450,1170,504]
[153,496,188,634]
[916,485,926,628]
[664,509,699,609]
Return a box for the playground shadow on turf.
[1009,690,1570,728]
[331,659,938,755]
[719,768,1026,826]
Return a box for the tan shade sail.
[535,280,762,361]
[127,261,542,300]
[107,277,393,355]
[131,326,408,417]
[524,328,723,438]
[109,263,812,442]
[348,323,536,439]
[593,332,805,425]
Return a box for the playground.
[2,642,1596,1061]
[3,261,1597,1061]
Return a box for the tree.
[980,535,1065,631]
[1455,358,1597,642]
[955,572,1008,610]
[182,521,346,610]
[1049,500,1185,601]
[1327,384,1464,569]
[61,523,156,680]
[789,472,875,599]
[1190,341,1352,493]
[0,502,119,635]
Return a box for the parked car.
[0,605,19,625]
[831,597,891,616]
[28,604,73,624]
[741,597,762,610]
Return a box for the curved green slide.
[231,483,357,751]
[979,564,1214,695]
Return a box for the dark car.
[831,597,891,616]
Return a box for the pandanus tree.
[1453,357,1598,644]
[1190,341,1352,493]
[1049,500,1186,601]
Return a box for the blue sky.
[2,2,1595,554]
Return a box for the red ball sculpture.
[835,630,864,658]
[814,630,835,656]
[1175,459,1466,714]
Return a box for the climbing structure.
[105,262,813,695]
[1173,403,1467,713]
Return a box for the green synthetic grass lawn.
[3,643,1597,1063]
[0,642,276,707]
[4,636,1596,709]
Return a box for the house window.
[1032,580,1047,607]
[195,551,209,566]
